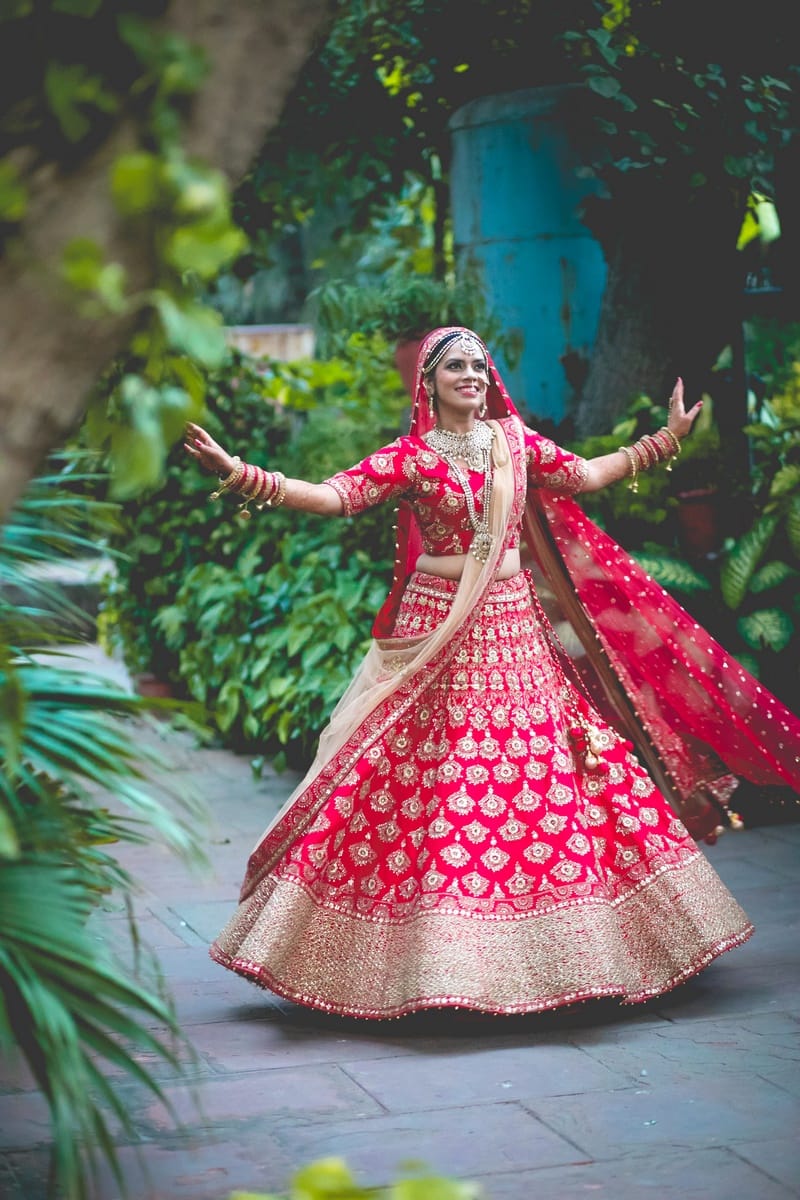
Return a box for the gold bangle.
[618,445,639,492]
[660,426,682,455]
[265,471,287,508]
[209,456,243,500]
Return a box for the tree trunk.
[575,179,747,436]
[0,0,330,527]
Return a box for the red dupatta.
[375,328,800,841]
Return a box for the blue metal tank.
[450,85,606,424]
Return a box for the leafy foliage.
[101,336,407,766]
[629,552,712,595]
[716,319,800,690]
[1,1,247,502]
[229,1155,482,1200]
[0,456,205,1199]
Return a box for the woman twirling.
[184,327,800,1018]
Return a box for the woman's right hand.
[183,422,236,477]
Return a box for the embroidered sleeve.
[523,426,589,495]
[323,439,416,516]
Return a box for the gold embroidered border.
[211,851,753,1019]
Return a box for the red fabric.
[536,492,800,810]
[212,565,753,1017]
[370,327,800,835]
[324,424,586,556]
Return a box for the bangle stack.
[210,460,288,518]
[618,426,682,492]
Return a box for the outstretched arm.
[579,378,702,493]
[184,422,343,516]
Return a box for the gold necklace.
[424,422,494,471]
[424,423,496,563]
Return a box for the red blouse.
[324,418,588,556]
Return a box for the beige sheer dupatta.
[240,420,515,899]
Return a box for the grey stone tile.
[757,1063,800,1099]
[143,974,282,1029]
[734,1138,800,1195]
[341,1041,626,1111]
[138,1062,384,1134]
[523,1073,799,1158]
[166,899,241,944]
[0,1050,37,1093]
[710,854,797,889]
[0,1090,54,1150]
[571,1011,800,1084]
[651,958,799,1022]
[194,1016,419,1073]
[474,1146,797,1200]
[148,945,234,984]
[8,1135,295,1200]
[273,1101,582,1183]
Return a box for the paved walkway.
[1,646,799,1199]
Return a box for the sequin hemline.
[209,853,753,1020]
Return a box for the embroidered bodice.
[324,417,588,556]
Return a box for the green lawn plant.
[101,333,407,767]
[0,456,205,1199]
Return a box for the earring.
[427,389,435,420]
[478,397,487,418]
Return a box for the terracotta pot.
[676,487,720,556]
[134,672,174,699]
[394,338,423,400]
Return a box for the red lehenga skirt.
[210,570,752,1018]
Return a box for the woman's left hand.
[667,378,703,440]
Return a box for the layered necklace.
[424,421,496,563]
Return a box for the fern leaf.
[737,608,794,652]
[720,514,779,609]
[630,553,711,593]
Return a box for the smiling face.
[428,338,489,426]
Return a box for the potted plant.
[312,273,511,398]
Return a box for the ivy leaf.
[61,237,128,312]
[0,158,28,222]
[587,75,622,99]
[163,219,248,280]
[291,1157,358,1193]
[719,514,779,609]
[44,62,118,141]
[153,294,228,367]
[109,415,166,500]
[737,608,794,653]
[110,152,162,216]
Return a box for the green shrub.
[100,334,406,764]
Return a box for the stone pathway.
[1,645,799,1199]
